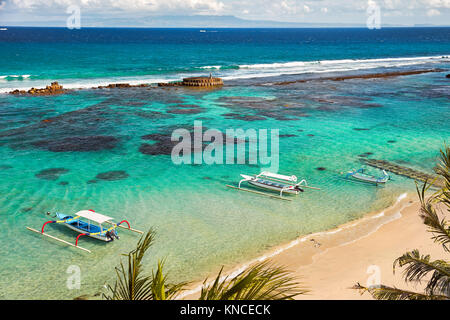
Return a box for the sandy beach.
[181,192,443,300]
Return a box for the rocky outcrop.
[158,82,182,87]
[10,81,66,96]
[8,76,222,96]
[96,83,150,89]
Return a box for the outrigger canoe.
[26,209,143,253]
[345,168,390,185]
[226,171,320,200]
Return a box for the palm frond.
[435,145,450,189]
[416,147,450,251]
[199,261,308,300]
[103,229,156,300]
[151,259,187,300]
[434,146,450,211]
[352,283,447,300]
[393,250,450,297]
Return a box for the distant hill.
[79,15,405,28]
[5,14,449,28]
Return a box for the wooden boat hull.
[62,223,112,242]
[346,168,389,185]
[56,213,113,242]
[248,179,299,195]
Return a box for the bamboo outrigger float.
[26,209,143,253]
[226,171,320,201]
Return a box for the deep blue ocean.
[0,27,449,299]
[1,27,450,90]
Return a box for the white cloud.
[421,0,450,8]
[380,0,450,9]
[3,0,450,25]
[427,8,441,15]
[10,0,226,13]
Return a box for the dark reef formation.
[222,113,267,121]
[35,168,69,180]
[95,170,129,181]
[279,134,297,138]
[33,136,118,152]
[139,126,247,157]
[167,108,203,115]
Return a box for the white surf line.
[176,193,408,299]
[2,55,448,94]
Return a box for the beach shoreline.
[180,191,440,300]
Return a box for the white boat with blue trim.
[345,168,390,185]
[26,209,143,253]
[227,171,320,200]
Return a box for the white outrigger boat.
[26,209,143,253]
[226,171,320,201]
[345,168,390,185]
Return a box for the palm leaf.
[352,283,447,300]
[199,261,308,300]
[416,147,450,251]
[103,229,156,300]
[418,187,450,251]
[151,259,187,300]
[393,250,450,297]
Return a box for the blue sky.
[1,0,449,26]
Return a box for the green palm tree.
[353,146,450,300]
[103,228,307,300]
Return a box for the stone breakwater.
[274,69,445,85]
[158,76,224,87]
[361,158,445,188]
[94,83,150,89]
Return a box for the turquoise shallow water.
[0,28,449,299]
[0,67,448,299]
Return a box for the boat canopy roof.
[75,210,114,224]
[259,171,297,182]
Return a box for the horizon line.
[2,25,450,28]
